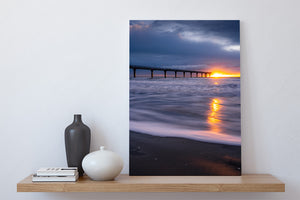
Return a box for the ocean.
[130,77,241,146]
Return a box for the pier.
[130,66,212,78]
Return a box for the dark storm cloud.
[130,20,240,71]
[150,20,240,44]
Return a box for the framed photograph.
[130,20,240,175]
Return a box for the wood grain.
[17,174,285,192]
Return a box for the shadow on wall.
[240,20,259,174]
[89,121,108,152]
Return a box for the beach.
[130,77,241,175]
[130,131,241,176]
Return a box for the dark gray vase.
[65,114,91,176]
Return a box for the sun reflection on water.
[208,98,222,133]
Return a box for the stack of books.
[32,167,79,182]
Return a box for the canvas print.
[130,20,240,175]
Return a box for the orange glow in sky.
[206,65,240,78]
[210,72,240,78]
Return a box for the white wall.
[1,0,299,199]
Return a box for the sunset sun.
[210,72,240,78]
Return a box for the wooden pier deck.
[130,66,212,78]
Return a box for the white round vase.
[82,146,123,181]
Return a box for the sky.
[130,20,240,73]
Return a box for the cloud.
[223,45,240,52]
[150,20,240,44]
[130,20,240,71]
[178,31,230,46]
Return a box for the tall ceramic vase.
[65,114,91,176]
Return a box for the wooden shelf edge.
[17,174,285,193]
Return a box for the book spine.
[36,171,76,176]
[32,173,78,182]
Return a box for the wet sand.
[130,131,241,176]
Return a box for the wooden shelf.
[17,174,285,192]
